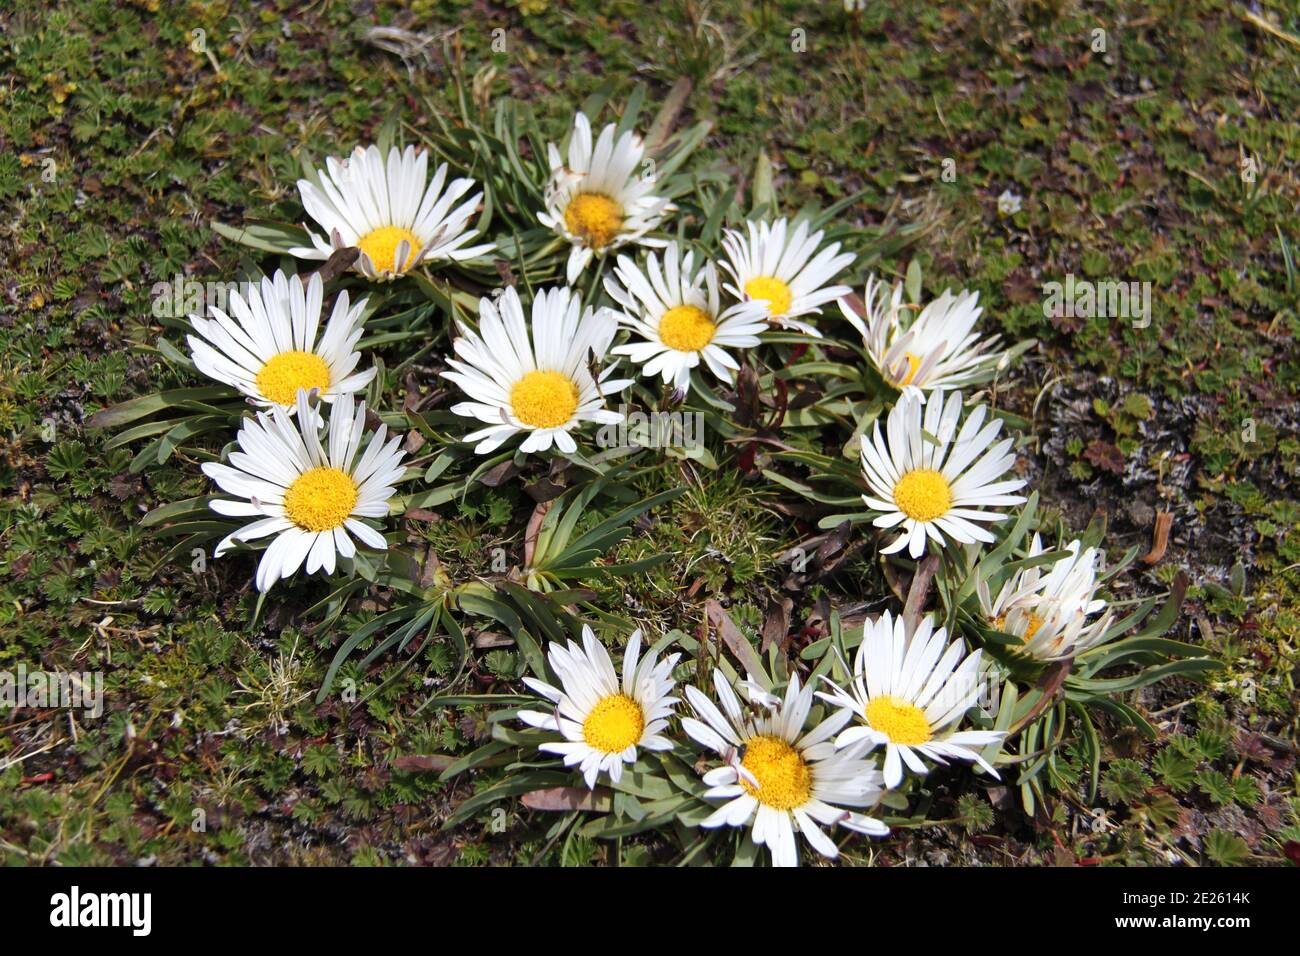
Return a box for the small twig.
[1240,10,1300,49]
[0,741,57,773]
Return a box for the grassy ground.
[1,0,1298,866]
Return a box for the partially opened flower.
[720,217,854,336]
[978,534,1114,661]
[682,671,888,867]
[606,242,768,392]
[839,275,1009,393]
[540,112,675,283]
[203,390,406,592]
[187,270,375,413]
[290,144,494,281]
[861,388,1026,558]
[518,627,679,788]
[818,611,1004,789]
[441,285,632,455]
[978,531,1056,623]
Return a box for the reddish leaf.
[760,596,793,653]
[523,499,552,567]
[392,755,455,773]
[478,460,518,488]
[521,787,611,812]
[1084,440,1125,475]
[705,599,765,678]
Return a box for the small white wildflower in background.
[997,189,1023,218]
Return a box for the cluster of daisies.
[187,112,864,585]
[515,525,1117,868]
[182,111,1117,864]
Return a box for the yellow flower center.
[564,192,623,249]
[744,276,793,316]
[510,370,580,429]
[995,612,1045,643]
[582,693,645,753]
[865,695,933,746]
[254,350,332,406]
[658,304,716,351]
[740,735,812,811]
[892,351,922,387]
[892,468,952,522]
[283,466,358,533]
[357,225,421,274]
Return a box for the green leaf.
[1203,830,1251,866]
[905,258,923,304]
[210,218,311,254]
[86,387,236,430]
[1100,758,1151,805]
[1153,747,1197,792]
[751,150,775,213]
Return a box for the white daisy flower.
[187,270,376,414]
[518,627,680,789]
[818,611,1005,789]
[861,388,1027,559]
[202,390,406,592]
[978,534,1114,661]
[978,532,1056,624]
[290,144,494,281]
[839,274,1009,393]
[539,112,675,284]
[682,671,888,867]
[441,285,632,455]
[997,189,1023,218]
[719,217,855,336]
[606,242,768,392]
